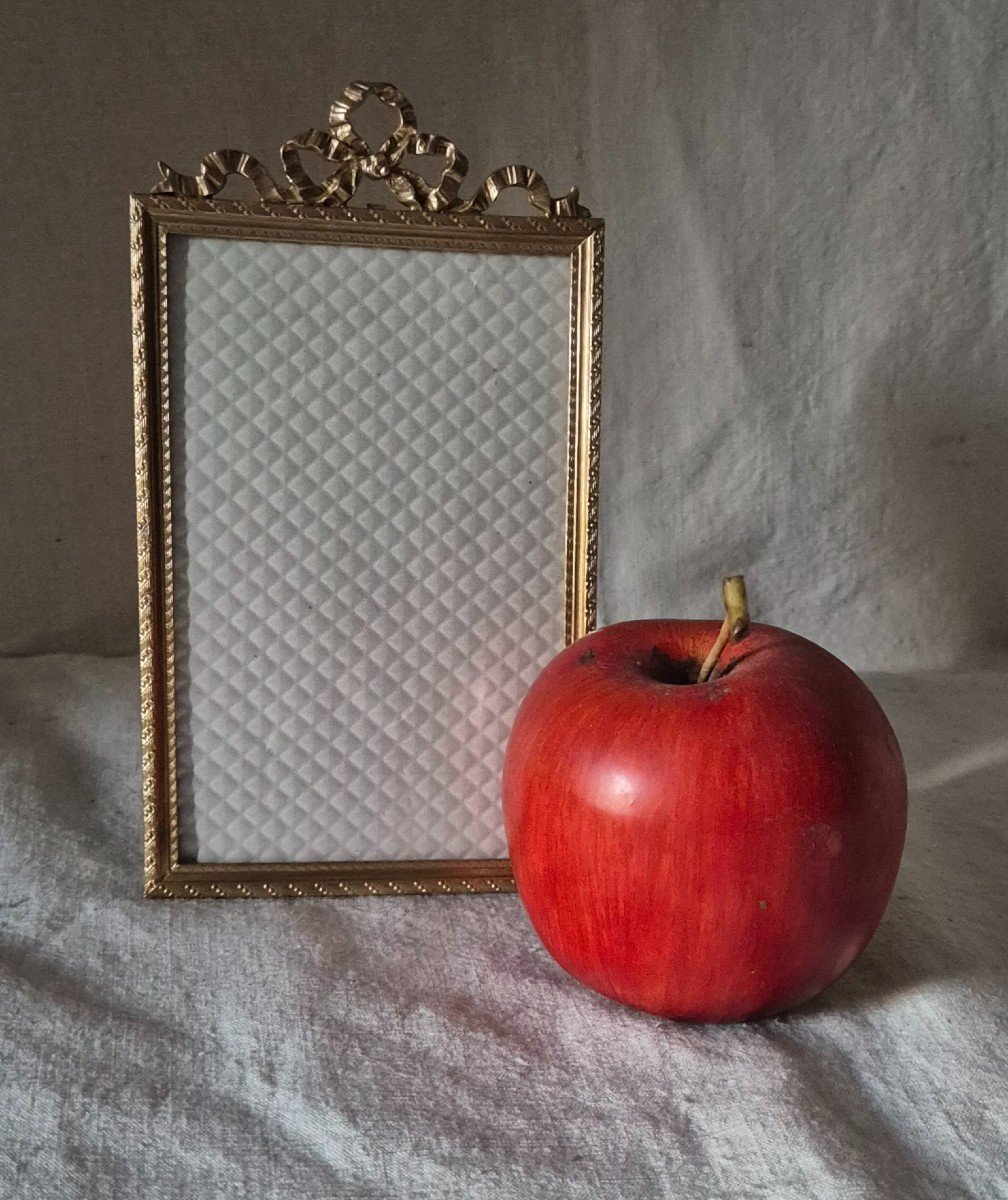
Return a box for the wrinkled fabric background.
[2,0,1007,667]
[2,1,1008,1196]
[1,657,1006,1198]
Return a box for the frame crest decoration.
[154,79,591,218]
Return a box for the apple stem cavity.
[697,575,751,683]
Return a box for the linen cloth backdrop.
[2,0,1007,669]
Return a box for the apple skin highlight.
[502,620,908,1022]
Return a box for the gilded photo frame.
[132,82,602,899]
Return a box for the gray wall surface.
[2,0,1006,668]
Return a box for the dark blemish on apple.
[579,649,596,665]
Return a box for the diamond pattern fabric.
[167,236,570,862]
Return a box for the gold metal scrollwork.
[154,80,590,218]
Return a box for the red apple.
[503,587,907,1022]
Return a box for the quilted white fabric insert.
[167,236,571,863]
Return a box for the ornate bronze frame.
[132,83,602,899]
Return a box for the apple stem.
[697,575,751,683]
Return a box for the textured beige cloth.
[0,655,1005,1198]
[4,0,1008,672]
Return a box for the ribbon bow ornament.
[154,80,590,218]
